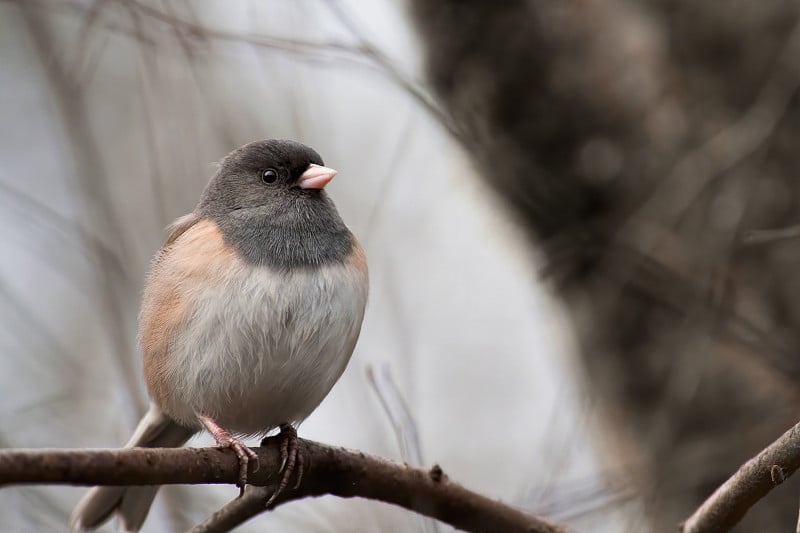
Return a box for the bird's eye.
[261,169,278,184]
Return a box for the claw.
[199,416,258,493]
[225,439,259,489]
[278,434,288,473]
[266,424,302,507]
[293,451,304,490]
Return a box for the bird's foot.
[262,423,304,507]
[199,416,259,495]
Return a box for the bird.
[70,139,369,532]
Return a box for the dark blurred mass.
[412,0,800,530]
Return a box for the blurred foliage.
[412,0,800,530]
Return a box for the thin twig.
[188,485,271,533]
[743,225,800,245]
[366,364,440,533]
[0,439,566,533]
[681,420,800,532]
[366,364,425,467]
[322,0,462,141]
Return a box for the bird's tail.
[70,403,195,532]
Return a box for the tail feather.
[70,404,195,532]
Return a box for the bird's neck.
[213,199,353,269]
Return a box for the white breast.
[160,260,368,436]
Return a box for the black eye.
[261,168,278,184]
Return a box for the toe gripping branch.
[199,416,260,495]
[262,423,304,507]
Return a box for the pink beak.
[298,164,338,190]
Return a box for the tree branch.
[0,437,566,533]
[681,421,800,532]
[189,485,273,533]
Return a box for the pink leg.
[264,423,304,507]
[199,416,259,494]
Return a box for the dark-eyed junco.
[70,140,369,532]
